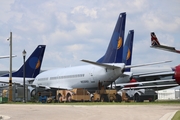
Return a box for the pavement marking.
[0,115,10,120]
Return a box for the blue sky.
[0,0,180,70]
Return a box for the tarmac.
[0,104,179,120]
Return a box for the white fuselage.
[32,63,124,90]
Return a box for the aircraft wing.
[150,32,180,54]
[150,45,180,53]
[122,84,179,90]
[125,60,171,69]
[33,84,72,90]
[0,55,17,59]
[115,79,176,87]
[133,71,174,78]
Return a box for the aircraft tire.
[66,93,72,102]
[58,93,62,102]
[134,93,140,102]
[91,96,95,102]
[100,94,108,102]
[115,94,122,102]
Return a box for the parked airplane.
[110,30,134,86]
[111,30,175,89]
[113,32,180,90]
[0,45,46,87]
[32,12,126,92]
[150,32,180,53]
[32,13,170,94]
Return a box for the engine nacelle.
[28,86,36,97]
[174,65,180,85]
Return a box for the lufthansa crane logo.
[126,49,131,60]
[35,60,41,69]
[29,57,41,69]
[117,37,122,49]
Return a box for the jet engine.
[174,65,180,85]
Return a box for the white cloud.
[0,0,15,22]
[0,0,180,70]
[71,6,97,19]
[66,44,84,52]
[142,12,180,32]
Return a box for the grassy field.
[172,111,180,120]
[4,99,180,105]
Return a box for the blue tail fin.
[2,45,46,78]
[97,12,126,63]
[123,30,134,71]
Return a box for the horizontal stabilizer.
[0,55,16,59]
[81,59,123,69]
[0,78,34,86]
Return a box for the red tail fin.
[151,32,160,46]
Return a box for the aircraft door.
[90,67,95,84]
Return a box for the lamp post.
[22,50,26,103]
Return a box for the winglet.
[150,32,180,54]
[151,32,160,46]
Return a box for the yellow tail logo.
[117,37,122,49]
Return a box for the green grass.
[3,100,180,105]
[172,111,180,120]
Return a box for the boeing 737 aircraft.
[0,45,46,88]
[32,13,170,95]
[32,12,127,92]
[110,29,134,86]
[150,32,180,53]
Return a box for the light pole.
[7,32,13,102]
[22,50,26,103]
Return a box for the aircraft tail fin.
[97,12,126,63]
[2,45,46,78]
[123,30,134,71]
[151,32,160,46]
